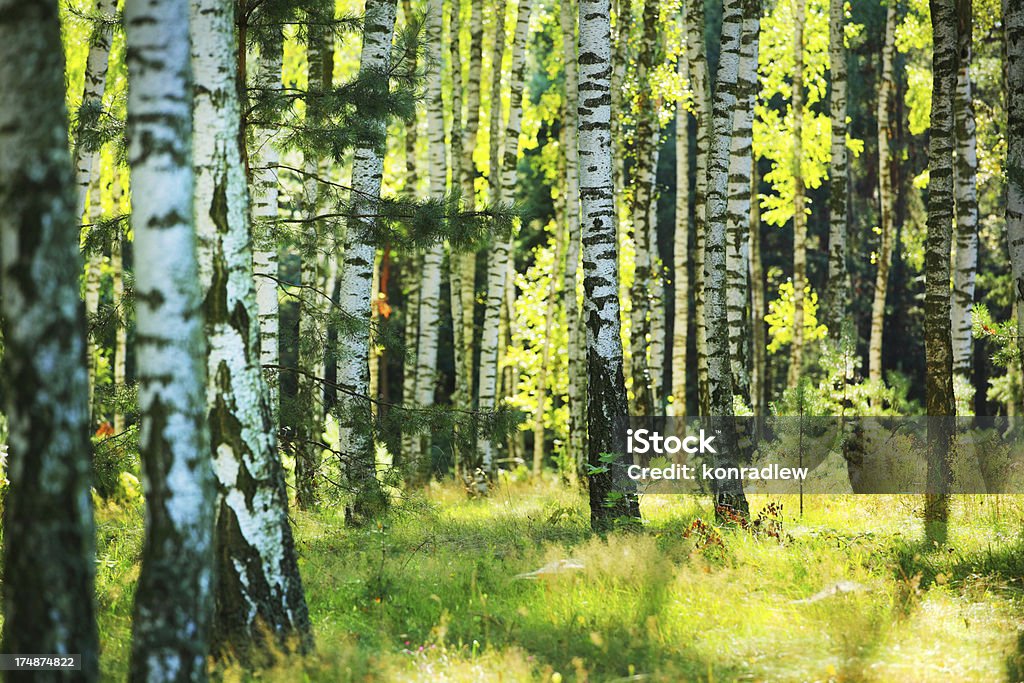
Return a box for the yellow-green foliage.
[764,280,828,354]
[507,232,569,439]
[895,0,933,135]
[754,0,864,228]
[89,480,1024,682]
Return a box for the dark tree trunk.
[923,0,960,539]
[0,2,99,678]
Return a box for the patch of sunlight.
[868,588,1020,681]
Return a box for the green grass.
[93,481,1024,681]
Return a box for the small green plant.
[973,303,1022,366]
[584,452,618,476]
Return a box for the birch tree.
[399,0,420,464]
[487,0,507,207]
[337,0,398,516]
[124,0,216,677]
[628,0,662,416]
[449,0,485,477]
[686,0,712,415]
[869,0,896,386]
[478,0,533,471]
[562,0,588,476]
[672,28,690,418]
[449,0,468,434]
[295,23,328,510]
[1008,0,1024,378]
[725,0,760,404]
[411,0,447,471]
[951,1,978,404]
[0,0,99,674]
[705,0,749,515]
[455,0,484,421]
[787,0,808,389]
[611,0,632,203]
[78,0,118,407]
[73,0,119,220]
[251,28,284,425]
[85,172,105,412]
[578,0,640,526]
[824,0,849,337]
[112,172,128,435]
[191,0,312,657]
[532,206,566,476]
[749,165,766,414]
[923,0,958,533]
[648,236,667,406]
[476,7,506,460]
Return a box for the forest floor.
[93,478,1024,681]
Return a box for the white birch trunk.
[672,32,690,417]
[1007,0,1024,384]
[825,0,849,337]
[337,0,398,513]
[578,0,639,525]
[923,0,959,528]
[788,0,808,390]
[478,0,532,472]
[399,0,421,463]
[685,0,711,415]
[250,33,283,425]
[704,0,748,514]
[85,169,104,415]
[124,0,216,677]
[951,27,978,400]
[480,0,506,471]
[73,0,118,222]
[628,0,661,417]
[409,0,448,476]
[561,0,587,479]
[725,6,759,405]
[610,0,632,209]
[295,28,325,511]
[648,201,666,407]
[487,0,507,205]
[191,0,312,657]
[449,0,467,430]
[869,0,896,386]
[112,170,127,435]
[456,0,484,420]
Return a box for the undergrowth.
[87,479,1024,681]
